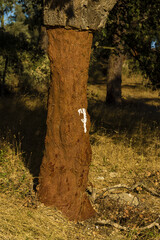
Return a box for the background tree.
[0,0,15,95]
[0,0,15,29]
[93,0,160,104]
[0,0,50,96]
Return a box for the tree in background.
[0,0,50,95]
[94,0,160,104]
[0,0,15,95]
[0,0,15,29]
[106,45,123,105]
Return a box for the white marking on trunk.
[78,108,87,133]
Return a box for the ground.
[0,66,160,239]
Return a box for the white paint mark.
[78,108,87,133]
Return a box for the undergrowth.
[0,141,34,200]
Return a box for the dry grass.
[87,70,160,239]
[0,143,116,240]
[0,67,160,239]
[0,193,108,240]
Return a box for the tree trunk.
[106,52,123,104]
[39,26,48,52]
[38,28,95,221]
[1,55,8,96]
[38,0,118,221]
[0,9,4,29]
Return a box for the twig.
[95,183,160,201]
[138,216,160,231]
[96,46,115,50]
[132,183,160,198]
[96,216,160,232]
[96,219,127,231]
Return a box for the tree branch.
[95,183,160,201]
[96,216,160,232]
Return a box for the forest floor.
[0,69,160,239]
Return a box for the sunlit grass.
[0,67,160,239]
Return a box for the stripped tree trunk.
[38,28,95,220]
[38,0,118,221]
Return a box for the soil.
[38,28,95,221]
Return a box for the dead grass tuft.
[0,141,34,200]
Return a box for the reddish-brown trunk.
[38,28,95,221]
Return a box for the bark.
[106,51,123,105]
[38,28,95,221]
[44,0,117,30]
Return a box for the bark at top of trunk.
[43,0,117,30]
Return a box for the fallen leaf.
[146,172,151,177]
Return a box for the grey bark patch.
[108,193,139,206]
[44,0,117,30]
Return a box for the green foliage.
[0,0,16,28]
[0,0,50,94]
[94,0,160,88]
[7,3,30,40]
[18,52,50,92]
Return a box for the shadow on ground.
[0,87,159,181]
[88,95,160,150]
[0,94,47,186]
